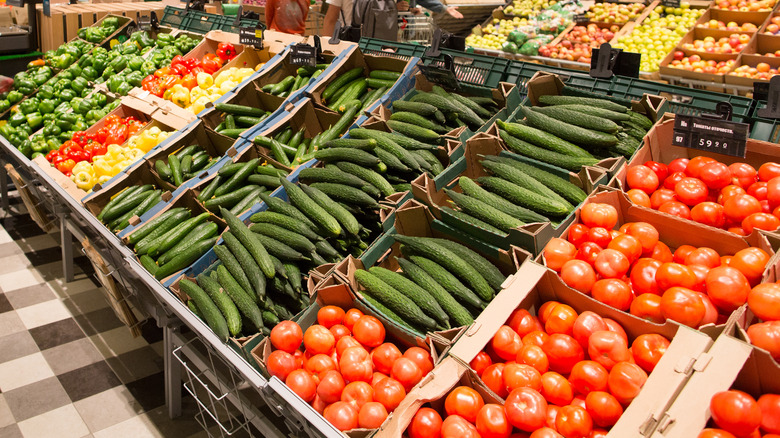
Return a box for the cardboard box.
[412,131,608,255]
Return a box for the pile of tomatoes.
[624,158,780,236]
[266,306,433,431]
[405,301,670,437]
[543,202,772,329]
[700,390,779,437]
[746,282,780,361]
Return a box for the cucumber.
[457,176,546,223]
[139,254,158,276]
[246,174,281,189]
[155,160,172,181]
[449,92,492,119]
[335,161,395,197]
[479,160,573,210]
[204,185,262,210]
[538,94,629,113]
[298,168,371,189]
[627,110,653,130]
[214,245,254,301]
[300,184,360,236]
[321,138,377,151]
[255,165,288,178]
[190,154,211,172]
[310,183,379,209]
[269,75,295,95]
[229,190,262,216]
[483,155,587,205]
[169,155,183,187]
[220,208,275,278]
[441,205,507,236]
[179,278,230,341]
[253,233,308,261]
[387,120,440,142]
[432,238,506,291]
[284,263,303,293]
[431,87,485,127]
[365,78,395,89]
[221,128,249,138]
[235,116,267,127]
[225,115,236,131]
[332,79,367,110]
[396,257,473,327]
[322,67,364,102]
[445,189,525,233]
[497,120,594,159]
[223,231,266,301]
[320,104,361,145]
[392,100,438,116]
[127,208,187,245]
[216,265,264,332]
[115,190,162,231]
[259,192,319,230]
[478,177,571,217]
[386,131,438,151]
[549,104,631,122]
[369,266,450,328]
[158,221,219,265]
[216,103,267,118]
[279,179,342,237]
[361,86,386,110]
[414,150,444,175]
[197,273,242,337]
[353,270,437,332]
[251,223,316,254]
[532,106,620,134]
[175,145,200,159]
[179,156,193,177]
[148,212,211,258]
[314,147,380,167]
[522,107,618,149]
[349,128,421,171]
[368,70,401,81]
[101,186,153,222]
[249,211,322,241]
[135,210,192,255]
[360,293,423,336]
[154,238,217,280]
[215,158,260,197]
[498,128,599,171]
[99,186,144,222]
[561,87,633,108]
[218,162,246,176]
[197,175,222,202]
[406,255,485,311]
[315,239,341,259]
[390,112,446,133]
[374,148,410,173]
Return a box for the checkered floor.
[0,194,208,438]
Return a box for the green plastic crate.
[421,48,511,89]
[358,37,429,61]
[504,60,607,97]
[748,101,780,142]
[218,16,264,34]
[160,6,188,30]
[182,10,223,34]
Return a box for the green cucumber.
[155,160,173,181]
[353,270,437,332]
[214,158,260,197]
[396,257,473,327]
[179,278,229,341]
[154,238,217,280]
[220,208,275,279]
[407,255,485,311]
[498,128,599,171]
[522,107,618,149]
[216,265,264,332]
[369,266,449,328]
[300,184,360,236]
[127,208,187,245]
[169,155,183,187]
[223,231,266,301]
[134,210,192,255]
[158,222,219,265]
[497,120,594,159]
[445,189,525,233]
[214,244,254,301]
[249,211,322,241]
[148,212,211,258]
[197,273,242,337]
[197,175,222,202]
[279,179,342,237]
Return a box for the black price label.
[574,14,589,24]
[289,43,316,66]
[138,15,151,31]
[43,0,51,17]
[662,0,681,7]
[672,115,749,158]
[419,63,461,91]
[239,27,263,48]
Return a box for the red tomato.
[476,404,512,438]
[624,222,660,256]
[524,331,550,348]
[270,321,303,353]
[568,224,591,247]
[767,176,780,206]
[650,188,678,209]
[587,227,612,248]
[656,262,698,291]
[608,234,643,264]
[267,350,298,381]
[674,245,697,264]
[373,377,406,411]
[340,346,373,383]
[700,162,732,190]
[686,156,717,178]
[544,303,579,336]
[317,305,345,328]
[697,291,720,326]
[661,287,705,327]
[341,381,374,410]
[630,293,665,324]
[576,242,603,266]
[336,336,362,359]
[286,369,316,402]
[371,343,402,375]
[343,308,364,331]
[710,390,761,437]
[304,325,336,355]
[691,202,727,228]
[720,185,748,204]
[757,393,780,433]
[530,427,565,437]
[631,258,662,295]
[441,415,480,438]
[305,354,337,378]
[644,161,669,182]
[591,279,633,311]
[330,324,351,343]
[685,247,722,268]
[508,308,543,338]
[505,387,548,432]
[664,171,687,190]
[581,203,618,229]
[353,316,385,348]
[569,360,609,395]
[408,408,442,438]
[729,163,758,188]
[542,334,585,375]
[747,321,780,360]
[540,371,574,406]
[631,334,670,373]
[698,429,737,438]
[729,247,770,286]
[445,386,485,423]
[358,402,388,429]
[668,158,689,174]
[317,370,346,404]
[676,177,709,206]
[585,391,623,428]
[602,318,628,343]
[658,201,691,219]
[724,194,762,224]
[517,344,549,374]
[311,394,327,415]
[324,401,359,431]
[572,311,608,350]
[545,238,577,272]
[482,363,508,398]
[594,249,630,279]
[705,266,751,313]
[747,181,768,201]
[560,260,597,295]
[589,428,609,438]
[371,372,388,387]
[546,405,560,429]
[504,363,542,392]
[391,358,423,392]
[588,331,631,371]
[555,405,593,438]
[493,325,524,361]
[626,165,660,194]
[651,241,674,262]
[404,347,434,375]
[607,362,648,406]
[626,189,652,207]
[742,212,780,234]
[759,162,780,182]
[748,283,780,321]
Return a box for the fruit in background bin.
[668,56,735,74]
[730,63,779,81]
[538,24,618,62]
[765,16,780,35]
[503,0,555,18]
[715,0,775,12]
[586,2,645,24]
[698,19,759,32]
[681,33,752,54]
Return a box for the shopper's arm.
[414,0,445,13]
[323,3,341,36]
[265,0,276,30]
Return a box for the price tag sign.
[290,43,316,66]
[574,14,589,24]
[662,0,681,7]
[672,114,749,158]
[239,27,263,49]
[420,54,461,91]
[138,15,151,31]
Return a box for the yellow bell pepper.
[74,171,94,191]
[219,80,237,95]
[97,175,113,185]
[93,160,113,177]
[197,72,214,89]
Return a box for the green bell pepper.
[81,66,98,81]
[37,85,54,100]
[43,113,55,123]
[94,93,107,107]
[76,97,93,114]
[19,98,39,115]
[78,54,92,69]
[122,44,139,56]
[7,90,23,104]
[0,100,10,113]
[126,71,144,87]
[141,60,157,76]
[32,74,49,86]
[59,89,76,102]
[110,55,127,73]
[107,75,124,93]
[71,77,88,95]
[72,120,88,132]
[42,123,60,137]
[157,33,174,46]
[116,82,132,96]
[39,99,56,114]
[17,140,32,157]
[17,87,34,96]
[25,112,43,130]
[127,55,144,71]
[0,123,16,138]
[16,78,36,90]
[54,102,71,115]
[163,46,181,59]
[30,139,47,153]
[9,112,27,127]
[91,54,108,74]
[86,109,101,122]
[13,71,27,83]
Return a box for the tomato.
[691,202,727,228]
[705,266,751,313]
[542,334,585,375]
[482,363,509,398]
[371,372,388,387]
[623,222,659,256]
[658,201,691,219]
[710,390,761,437]
[540,371,574,406]
[748,283,780,321]
[631,334,670,373]
[517,344,549,374]
[344,308,364,331]
[631,258,663,295]
[305,354,337,378]
[270,321,303,353]
[700,162,732,190]
[602,318,628,343]
[341,381,374,410]
[530,427,564,437]
[759,162,780,182]
[340,346,373,383]
[353,315,385,348]
[293,350,304,369]
[768,176,780,206]
[554,405,593,438]
[560,260,597,295]
[504,363,542,392]
[591,279,633,312]
[585,227,611,248]
[505,387,548,432]
[545,238,578,272]
[675,177,709,206]
[696,291,720,326]
[644,161,669,182]
[546,404,560,429]
[656,262,698,291]
[685,247,721,269]
[317,370,346,403]
[317,305,346,328]
[668,157,689,174]
[589,428,609,438]
[651,241,674,262]
[404,347,434,375]
[391,357,423,392]
[608,362,648,406]
[568,224,591,247]
[588,331,631,371]
[626,189,652,207]
[627,165,660,194]
[720,185,748,204]
[607,234,643,264]
[684,156,715,177]
[492,325,524,361]
[569,360,609,395]
[729,247,770,286]
[544,303,579,336]
[311,394,327,415]
[724,194,762,224]
[358,402,388,429]
[664,171,687,190]
[408,407,443,438]
[576,242,603,266]
[742,212,780,234]
[594,249,630,279]
[445,386,484,423]
[508,308,543,338]
[330,324,351,343]
[747,321,780,360]
[476,404,512,438]
[757,393,780,433]
[650,188,678,209]
[747,181,768,201]
[371,343,402,375]
[285,369,316,402]
[581,204,618,229]
[441,415,480,438]
[630,293,664,324]
[572,311,608,350]
[730,163,758,187]
[304,325,336,355]
[524,330,550,348]
[323,401,359,431]
[673,245,697,264]
[698,429,737,438]
[336,336,362,359]
[585,391,622,428]
[373,377,406,411]
[267,350,298,381]
[661,287,705,327]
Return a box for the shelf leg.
[60,215,74,282]
[0,162,8,214]
[165,324,183,419]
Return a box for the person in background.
[322,0,461,37]
[266,0,310,34]
[405,0,463,19]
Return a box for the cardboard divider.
[695,7,768,32]
[411,131,608,255]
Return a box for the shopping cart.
[398,11,434,44]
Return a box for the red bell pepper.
[71,131,90,147]
[127,120,145,136]
[179,73,197,90]
[105,124,128,146]
[84,141,107,159]
[200,53,222,74]
[45,150,59,162]
[171,63,189,77]
[55,159,76,174]
[217,43,236,62]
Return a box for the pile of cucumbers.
[441,154,588,236]
[196,158,289,218]
[212,103,275,139]
[154,144,219,188]
[498,89,652,171]
[261,62,332,98]
[321,67,402,114]
[97,185,163,233]
[354,236,506,336]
